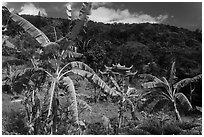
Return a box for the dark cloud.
[4,2,201,30]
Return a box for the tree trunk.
[173,101,182,123]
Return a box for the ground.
[2,74,202,135]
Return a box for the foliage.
[99,63,142,129]
[139,61,201,122]
[2,2,118,135]
[120,41,153,71]
[7,8,50,47]
[4,13,201,76]
[2,2,202,135]
[2,110,29,135]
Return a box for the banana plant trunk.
[118,101,123,129]
[130,108,138,121]
[173,100,182,123]
[118,114,123,129]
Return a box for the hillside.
[3,14,201,77]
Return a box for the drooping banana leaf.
[9,12,50,47]
[70,69,120,96]
[62,76,79,126]
[174,74,202,92]
[175,92,192,111]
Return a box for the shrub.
[86,122,107,135]
[2,110,29,135]
[163,122,183,135]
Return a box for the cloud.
[9,8,15,12]
[89,7,168,24]
[19,3,47,16]
[92,2,112,9]
[2,2,14,12]
[65,2,75,7]
[64,2,112,20]
[2,2,7,6]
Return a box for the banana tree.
[99,63,139,129]
[3,3,120,135]
[140,61,202,123]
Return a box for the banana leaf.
[174,74,202,92]
[62,76,79,126]
[175,92,192,111]
[70,69,120,96]
[9,12,50,47]
[64,61,95,73]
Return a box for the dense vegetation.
[3,13,202,74]
[2,3,202,135]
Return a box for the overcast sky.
[2,2,202,30]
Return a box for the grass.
[2,93,28,135]
[2,77,202,135]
